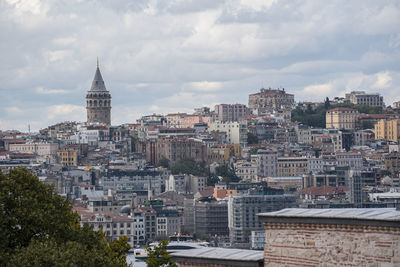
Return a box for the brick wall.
[264,222,400,266]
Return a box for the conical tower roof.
[90,60,107,91]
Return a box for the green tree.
[215,164,240,183]
[249,146,267,154]
[324,97,331,109]
[247,132,258,145]
[145,240,177,267]
[157,157,170,168]
[170,158,207,176]
[0,168,130,266]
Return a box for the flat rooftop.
[171,247,264,267]
[258,208,400,227]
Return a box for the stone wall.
[264,222,400,266]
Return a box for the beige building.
[78,211,134,247]
[248,88,295,114]
[57,149,78,167]
[277,157,308,177]
[9,142,59,158]
[207,144,241,164]
[375,119,400,143]
[326,107,359,130]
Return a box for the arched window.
[89,100,92,107]
[99,100,102,107]
[94,100,97,107]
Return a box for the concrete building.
[248,88,295,114]
[251,230,266,250]
[375,119,400,143]
[214,104,251,122]
[277,157,308,177]
[100,169,163,198]
[183,197,229,238]
[132,209,146,246]
[326,107,359,130]
[345,91,384,106]
[86,61,111,125]
[228,193,297,246]
[256,150,278,178]
[208,121,248,147]
[166,174,206,194]
[258,208,400,266]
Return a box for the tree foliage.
[249,146,267,155]
[170,158,206,176]
[157,157,170,168]
[0,168,130,266]
[145,240,177,267]
[247,132,258,145]
[215,164,240,183]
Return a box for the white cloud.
[372,72,392,89]
[46,104,85,121]
[5,106,24,115]
[1,0,400,130]
[35,87,71,95]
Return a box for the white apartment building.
[256,150,278,178]
[345,91,384,107]
[166,174,206,194]
[208,121,248,147]
[234,160,258,181]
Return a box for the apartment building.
[374,119,400,143]
[183,197,229,238]
[345,91,384,106]
[256,150,278,178]
[277,157,308,177]
[228,193,297,245]
[207,144,241,164]
[214,104,251,122]
[234,160,258,181]
[79,211,135,247]
[248,88,295,114]
[326,107,359,130]
[208,121,248,147]
[9,142,59,158]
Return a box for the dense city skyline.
[1,0,400,131]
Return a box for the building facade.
[326,107,359,130]
[345,91,384,106]
[375,119,400,143]
[214,104,251,122]
[86,61,111,125]
[248,88,294,114]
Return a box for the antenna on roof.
[97,57,99,68]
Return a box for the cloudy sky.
[1,0,400,131]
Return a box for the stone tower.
[86,60,111,125]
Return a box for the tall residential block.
[375,119,400,143]
[214,104,251,122]
[326,107,358,130]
